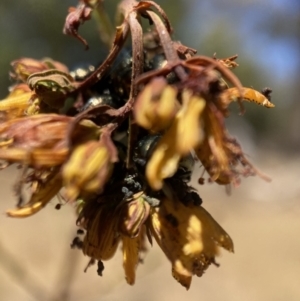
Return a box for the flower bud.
[62,140,113,201]
[119,192,151,237]
[134,77,179,132]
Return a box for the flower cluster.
[0,0,274,289]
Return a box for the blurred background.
[0,0,299,300]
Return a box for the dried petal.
[122,235,140,285]
[0,148,69,167]
[6,169,62,218]
[146,92,205,189]
[62,140,113,201]
[134,77,179,132]
[149,198,233,289]
[63,3,92,49]
[0,90,33,121]
[11,58,49,82]
[0,114,100,167]
[80,202,120,260]
[224,87,275,108]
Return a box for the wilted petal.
[195,103,267,185]
[0,114,100,167]
[63,140,113,201]
[134,77,179,132]
[11,58,49,82]
[0,85,34,121]
[6,169,62,218]
[122,235,140,285]
[149,197,233,289]
[223,87,275,108]
[146,92,205,190]
[79,201,120,260]
[0,148,69,167]
[11,57,69,82]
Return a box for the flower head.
[0,0,274,289]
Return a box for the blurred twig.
[0,240,49,300]
[48,232,81,301]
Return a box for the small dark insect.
[121,186,134,199]
[261,87,272,101]
[109,49,133,98]
[70,236,83,249]
[97,260,105,276]
[176,153,195,182]
[77,229,85,235]
[55,203,61,210]
[198,177,205,185]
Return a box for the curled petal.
[146,92,205,190]
[10,58,49,82]
[149,198,233,289]
[6,170,62,218]
[63,3,92,49]
[134,77,179,132]
[63,140,113,201]
[224,87,275,108]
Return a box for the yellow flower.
[122,235,140,285]
[0,84,34,120]
[62,140,114,201]
[149,197,233,289]
[146,91,205,190]
[134,77,179,132]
